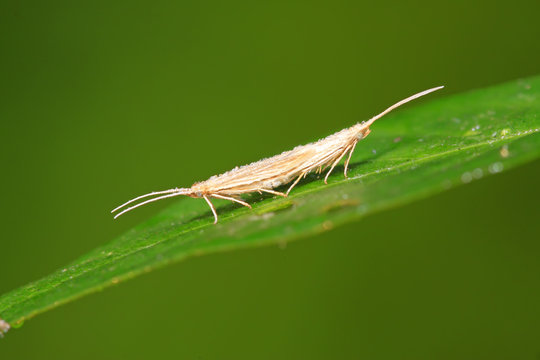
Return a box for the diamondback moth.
[112,86,443,223]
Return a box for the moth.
[112,86,443,223]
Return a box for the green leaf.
[1,76,539,331]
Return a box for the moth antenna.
[113,190,191,219]
[363,86,444,128]
[111,188,187,213]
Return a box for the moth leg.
[203,195,219,224]
[286,172,306,195]
[324,146,352,184]
[260,189,287,197]
[212,194,252,209]
[343,141,358,178]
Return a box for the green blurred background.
[1,0,539,358]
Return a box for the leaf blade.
[1,76,539,328]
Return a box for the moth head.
[362,127,371,138]
[356,126,371,140]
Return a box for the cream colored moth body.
[113,86,443,223]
